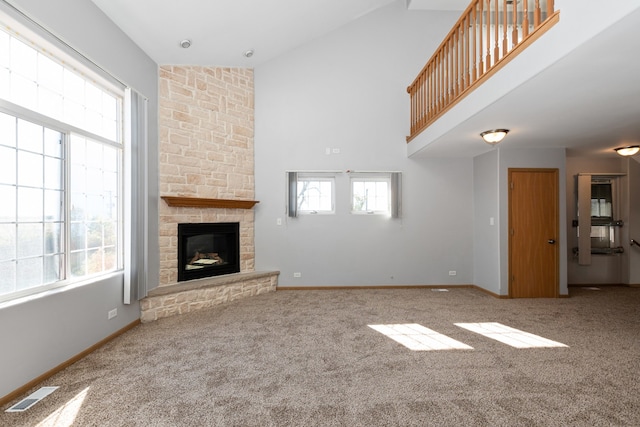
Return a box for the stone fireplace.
[140,65,278,323]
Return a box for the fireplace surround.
[177,222,240,282]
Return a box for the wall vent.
[5,387,58,412]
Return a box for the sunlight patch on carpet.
[368,323,473,351]
[455,322,569,348]
[35,387,90,427]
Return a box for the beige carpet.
[2,286,640,426]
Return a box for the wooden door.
[508,169,559,298]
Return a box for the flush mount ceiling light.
[480,129,509,145]
[243,49,254,58]
[180,39,191,49]
[614,145,640,156]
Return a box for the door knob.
[547,239,556,244]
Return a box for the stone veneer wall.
[140,271,278,322]
[158,66,255,286]
[145,65,274,321]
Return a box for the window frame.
[295,173,336,215]
[350,172,393,216]
[0,15,125,304]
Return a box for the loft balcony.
[405,1,640,158]
[407,0,559,143]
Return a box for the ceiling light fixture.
[480,129,509,145]
[180,39,191,49]
[243,49,254,58]
[614,145,640,156]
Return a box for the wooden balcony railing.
[407,0,560,142]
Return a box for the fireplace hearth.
[177,222,240,282]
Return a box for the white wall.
[254,2,476,287]
[0,0,159,400]
[473,150,501,294]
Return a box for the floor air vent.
[5,387,58,412]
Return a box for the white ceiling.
[91,0,640,159]
[90,0,404,67]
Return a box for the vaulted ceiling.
[91,0,470,66]
[91,0,640,159]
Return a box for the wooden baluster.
[523,0,529,37]
[466,13,471,88]
[493,0,499,63]
[460,24,465,95]
[423,71,427,123]
[485,0,491,68]
[428,62,433,118]
[502,0,508,55]
[478,0,484,76]
[450,37,454,101]
[472,6,477,82]
[446,39,450,104]
[408,84,414,134]
[416,80,420,131]
[534,0,541,27]
[512,0,518,47]
[433,55,437,114]
[419,69,424,125]
[439,49,443,112]
[434,60,438,115]
[444,41,449,106]
[430,62,438,116]
[424,63,433,118]
[415,76,420,129]
[421,69,426,124]
[423,73,428,126]
[448,38,452,102]
[416,77,420,128]
[547,0,554,19]
[442,47,446,108]
[453,25,459,98]
[416,82,420,133]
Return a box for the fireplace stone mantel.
[161,196,259,209]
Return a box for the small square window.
[287,172,337,217]
[350,172,401,217]
[296,174,335,214]
[351,174,391,215]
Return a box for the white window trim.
[0,8,126,303]
[296,173,336,215]
[287,171,340,217]
[350,173,392,215]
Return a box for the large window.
[0,21,123,302]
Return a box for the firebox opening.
[178,222,240,282]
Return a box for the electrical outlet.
[448,271,457,276]
[107,308,117,320]
[293,272,301,278]
[276,218,282,226]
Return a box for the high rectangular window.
[350,172,401,217]
[295,174,335,214]
[351,175,391,214]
